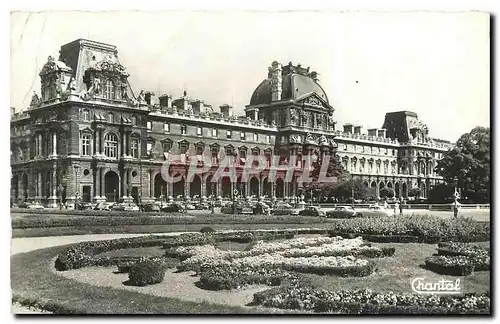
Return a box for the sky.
[10,11,490,142]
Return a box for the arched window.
[104,133,118,158]
[104,79,115,100]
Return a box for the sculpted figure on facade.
[319,134,328,146]
[67,77,76,92]
[289,109,297,125]
[29,91,41,108]
[305,132,314,143]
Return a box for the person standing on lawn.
[399,197,404,215]
[393,201,399,216]
[453,199,460,218]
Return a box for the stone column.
[271,182,276,198]
[100,168,106,200]
[37,172,42,201]
[99,129,104,155]
[126,131,131,156]
[48,164,58,208]
[17,175,23,201]
[94,167,101,200]
[149,170,154,199]
[38,133,42,157]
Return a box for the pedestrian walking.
[453,200,460,218]
[393,202,399,215]
[399,199,403,215]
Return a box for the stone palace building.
[10,39,452,207]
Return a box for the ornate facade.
[10,39,453,207]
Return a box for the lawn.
[10,244,292,314]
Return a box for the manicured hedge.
[127,259,168,286]
[282,261,376,277]
[199,265,299,290]
[13,214,332,229]
[252,285,491,314]
[424,256,475,276]
[434,242,490,272]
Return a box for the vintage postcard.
[10,10,490,315]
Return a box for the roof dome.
[249,64,329,106]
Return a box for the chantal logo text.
[411,278,462,295]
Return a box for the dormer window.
[104,79,115,100]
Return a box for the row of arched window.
[80,132,140,159]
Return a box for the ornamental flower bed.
[54,235,170,271]
[424,256,475,276]
[189,254,375,277]
[252,286,490,314]
[245,236,349,256]
[282,245,395,258]
[435,242,490,272]
[327,215,490,243]
[199,264,299,290]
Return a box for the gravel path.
[11,232,275,314]
[57,266,270,308]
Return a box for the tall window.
[197,127,202,136]
[226,130,232,139]
[212,128,218,137]
[179,143,189,154]
[147,142,153,156]
[81,109,91,121]
[240,132,246,140]
[164,123,170,132]
[146,121,152,130]
[253,133,258,142]
[196,145,204,155]
[266,135,270,143]
[104,133,118,158]
[181,125,187,135]
[104,79,115,100]
[130,138,139,158]
[107,113,114,123]
[81,134,91,156]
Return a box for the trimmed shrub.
[199,265,298,290]
[252,286,491,314]
[127,260,167,286]
[200,227,216,233]
[424,256,474,276]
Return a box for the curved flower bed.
[252,286,491,314]
[328,215,490,243]
[424,256,475,276]
[199,265,299,290]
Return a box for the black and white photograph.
[8,7,491,316]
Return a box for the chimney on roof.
[158,95,172,110]
[220,104,233,117]
[269,61,282,102]
[354,125,362,135]
[343,124,353,134]
[368,128,378,137]
[378,129,387,138]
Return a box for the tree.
[379,187,395,199]
[302,153,349,198]
[427,183,455,203]
[434,126,490,203]
[408,187,421,198]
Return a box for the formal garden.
[11,213,490,314]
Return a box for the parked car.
[195,203,210,210]
[26,202,44,210]
[94,202,113,211]
[161,203,185,213]
[252,202,271,215]
[272,204,301,216]
[76,202,93,210]
[357,205,394,217]
[139,203,161,212]
[298,206,326,217]
[325,206,360,218]
[185,204,196,210]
